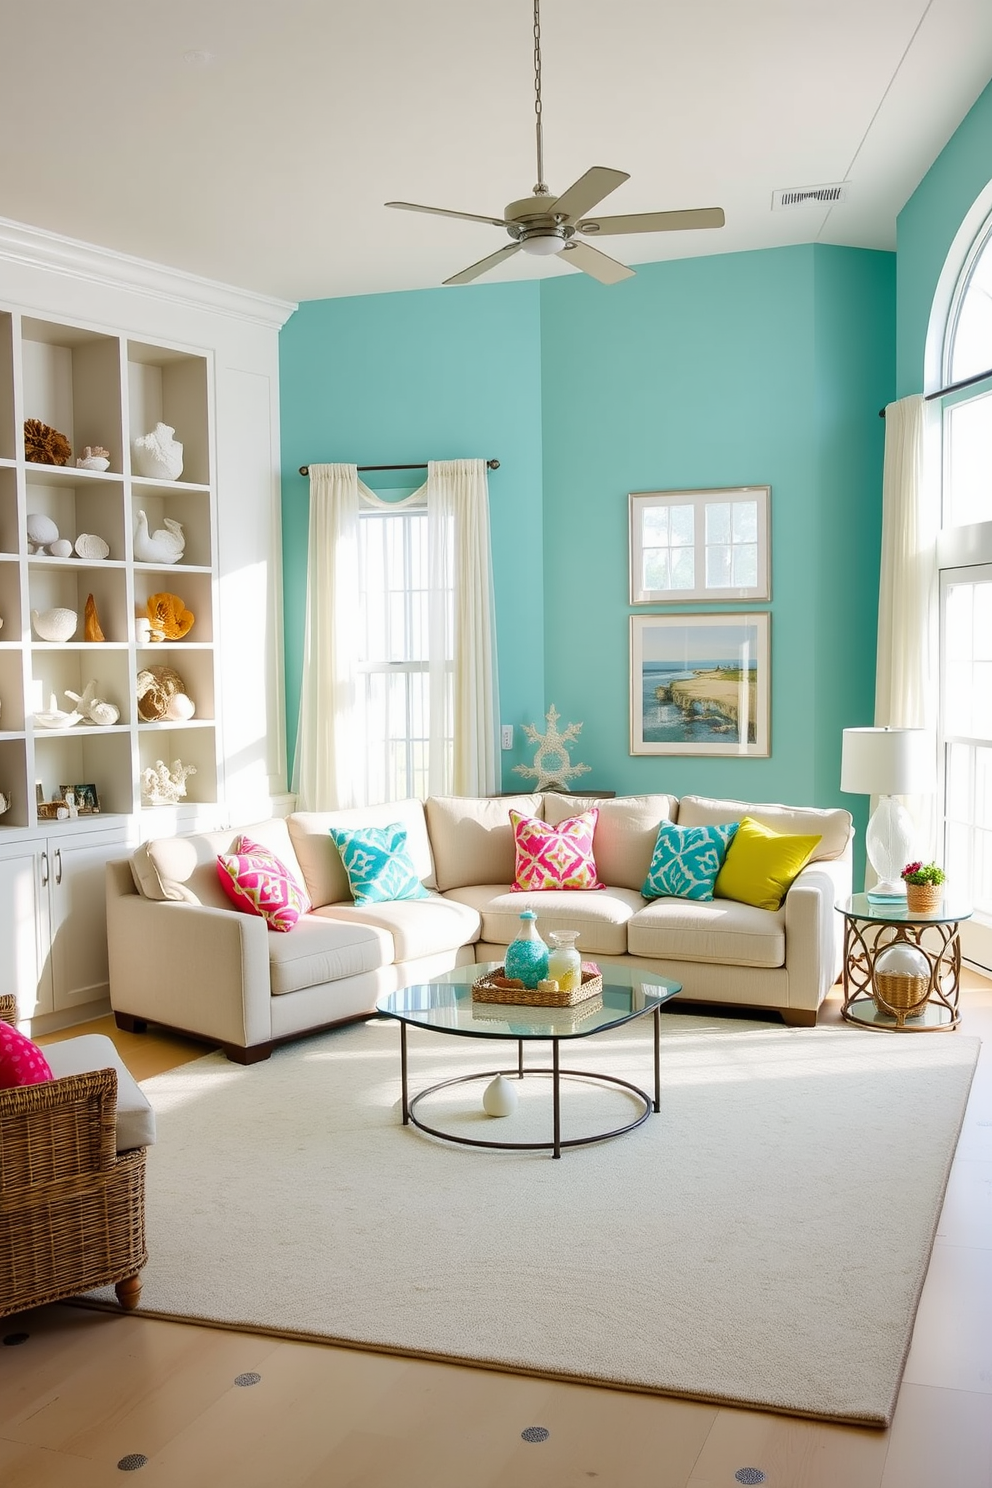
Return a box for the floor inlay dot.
[117,1454,149,1471]
[521,1426,550,1443]
[734,1471,766,1485]
[235,1371,262,1386]
[2,1332,29,1346]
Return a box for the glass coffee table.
[375,962,682,1159]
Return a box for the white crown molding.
[0,216,297,330]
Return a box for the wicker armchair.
[0,994,147,1316]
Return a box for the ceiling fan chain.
[533,0,549,196]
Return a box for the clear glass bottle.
[547,931,582,994]
[503,910,549,989]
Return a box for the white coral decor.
[141,758,197,806]
[511,704,592,792]
[132,423,183,481]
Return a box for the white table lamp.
[840,727,935,901]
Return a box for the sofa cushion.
[714,817,821,911]
[129,836,199,903]
[643,820,739,901]
[217,835,313,931]
[266,913,394,996]
[329,822,431,906]
[510,808,604,891]
[319,894,480,962]
[543,794,679,891]
[44,1034,156,1152]
[676,795,851,862]
[288,800,435,908]
[627,898,786,968]
[426,795,545,891]
[441,884,644,957]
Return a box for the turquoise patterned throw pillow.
[328,823,430,906]
[642,821,739,901]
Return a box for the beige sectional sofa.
[106,791,853,1062]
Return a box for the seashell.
[136,664,187,721]
[88,700,120,726]
[76,448,111,472]
[132,423,183,481]
[64,680,119,727]
[33,693,82,729]
[75,533,110,560]
[49,538,73,558]
[133,511,185,564]
[0,790,10,815]
[164,691,195,721]
[31,607,77,642]
[146,592,194,641]
[26,513,59,548]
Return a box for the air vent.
[772,183,849,210]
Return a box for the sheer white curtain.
[427,459,498,796]
[875,394,939,852]
[293,458,498,809]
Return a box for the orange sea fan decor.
[146,591,194,642]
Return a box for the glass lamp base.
[865,796,915,902]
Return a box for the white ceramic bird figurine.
[33,693,83,730]
[133,511,186,565]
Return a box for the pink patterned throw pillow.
[217,835,312,933]
[510,809,604,892]
[0,1022,54,1090]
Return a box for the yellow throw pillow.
[714,817,821,911]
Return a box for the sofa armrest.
[106,862,272,1050]
[783,854,852,1011]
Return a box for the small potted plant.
[901,860,946,914]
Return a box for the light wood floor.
[4,975,991,1488]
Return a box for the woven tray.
[472,965,604,1007]
[472,995,604,1029]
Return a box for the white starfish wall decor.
[511,704,592,792]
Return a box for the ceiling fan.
[385,0,725,287]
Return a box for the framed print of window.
[630,613,770,757]
[629,486,770,603]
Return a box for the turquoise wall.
[280,244,894,821]
[897,76,992,396]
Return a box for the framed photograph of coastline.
[629,486,770,604]
[629,613,770,756]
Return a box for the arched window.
[937,205,992,968]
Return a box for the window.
[355,504,453,805]
[629,487,770,604]
[936,210,992,967]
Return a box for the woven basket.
[874,971,929,1016]
[472,995,604,1029]
[472,965,604,1007]
[905,882,943,914]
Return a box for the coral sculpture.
[132,423,183,480]
[511,704,592,792]
[141,758,196,806]
[24,419,72,466]
[146,592,194,642]
[136,665,190,721]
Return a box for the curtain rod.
[878,366,992,418]
[298,459,500,476]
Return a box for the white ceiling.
[2,0,992,305]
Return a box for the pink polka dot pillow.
[0,1022,54,1089]
[217,834,312,933]
[510,808,604,892]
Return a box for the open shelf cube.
[0,737,29,828]
[128,342,210,486]
[34,729,134,818]
[138,724,217,805]
[130,485,213,568]
[21,318,124,472]
[25,469,127,561]
[28,563,129,645]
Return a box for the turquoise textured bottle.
[503,910,549,989]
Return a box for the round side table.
[836,894,972,1032]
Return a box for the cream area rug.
[92,1012,980,1426]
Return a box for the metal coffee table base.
[399,1009,661,1160]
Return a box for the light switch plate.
[501,725,514,750]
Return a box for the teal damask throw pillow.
[328,823,430,906]
[642,821,739,901]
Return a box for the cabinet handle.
[54,848,63,885]
[40,850,49,886]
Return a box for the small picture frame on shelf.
[59,783,101,815]
[35,781,45,806]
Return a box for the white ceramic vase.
[132,423,184,481]
[31,607,78,642]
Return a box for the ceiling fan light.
[520,234,566,256]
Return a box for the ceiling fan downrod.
[533,0,549,196]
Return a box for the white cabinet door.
[48,829,126,1011]
[0,839,53,1020]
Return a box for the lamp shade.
[840,727,935,796]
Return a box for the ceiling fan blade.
[385,201,509,228]
[562,240,635,285]
[443,244,523,286]
[551,167,630,224]
[576,207,726,236]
